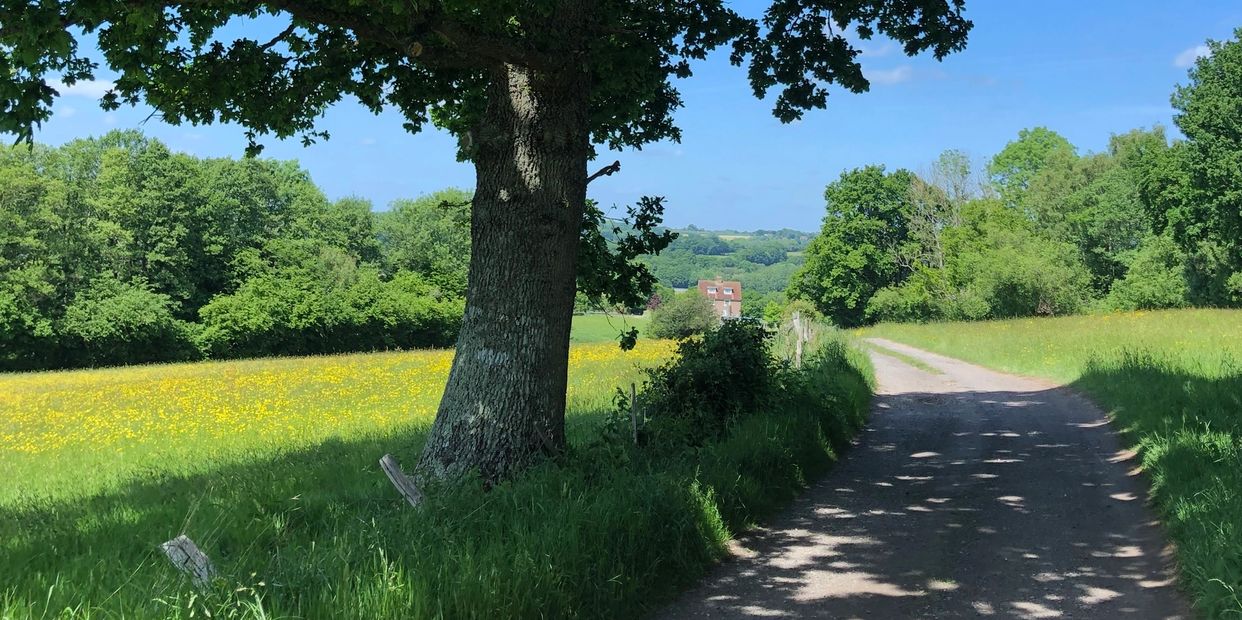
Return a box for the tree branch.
[257,23,298,51]
[587,160,621,184]
[258,1,547,69]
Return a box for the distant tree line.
[0,131,468,371]
[637,229,811,317]
[790,31,1242,327]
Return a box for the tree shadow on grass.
[0,414,733,618]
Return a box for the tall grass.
[864,308,1242,617]
[0,333,872,618]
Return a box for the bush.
[648,290,717,339]
[963,238,1093,318]
[866,272,943,323]
[199,261,463,359]
[1105,235,1189,310]
[640,319,779,445]
[57,278,201,366]
[867,234,1093,323]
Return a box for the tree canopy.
[4,2,971,153]
[1,0,975,484]
[0,131,466,370]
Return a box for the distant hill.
[638,226,815,316]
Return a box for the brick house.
[697,279,742,319]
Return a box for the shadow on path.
[655,340,1188,619]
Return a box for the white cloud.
[859,40,897,58]
[1174,45,1210,68]
[48,78,115,98]
[869,65,914,86]
[103,113,118,126]
[360,137,378,146]
[58,105,77,118]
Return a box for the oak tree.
[1,0,972,484]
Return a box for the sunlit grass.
[863,309,1242,618]
[0,340,674,506]
[860,308,1242,382]
[570,312,650,344]
[0,332,873,619]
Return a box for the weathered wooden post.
[629,382,639,445]
[380,454,423,507]
[161,534,215,590]
[792,311,803,369]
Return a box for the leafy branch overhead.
[1,1,971,153]
[578,196,678,349]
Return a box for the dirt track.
[656,338,1189,619]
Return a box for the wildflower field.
[0,326,874,619]
[1,340,674,506]
[864,309,1242,617]
[0,340,688,618]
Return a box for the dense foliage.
[0,131,468,370]
[0,132,680,370]
[640,228,811,316]
[791,29,1242,326]
[648,290,718,340]
[640,319,779,445]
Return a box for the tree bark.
[415,59,591,485]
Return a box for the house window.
[723,287,734,295]
[707,287,717,294]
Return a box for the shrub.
[199,262,463,359]
[965,239,1093,318]
[866,273,943,323]
[1105,235,1189,310]
[648,289,716,339]
[57,278,200,366]
[640,319,779,445]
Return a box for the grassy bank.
[0,332,871,618]
[863,309,1242,617]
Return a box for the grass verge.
[864,341,942,374]
[1,332,871,619]
[863,309,1242,618]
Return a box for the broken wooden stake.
[380,454,423,507]
[161,534,215,590]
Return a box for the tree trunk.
[415,60,591,485]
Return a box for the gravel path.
[656,338,1189,619]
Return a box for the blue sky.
[34,1,1242,232]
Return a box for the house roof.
[697,279,742,301]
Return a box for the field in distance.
[570,312,650,344]
[1,337,672,505]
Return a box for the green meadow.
[0,332,872,619]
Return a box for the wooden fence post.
[161,534,215,590]
[629,382,639,445]
[792,311,803,369]
[380,454,423,508]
